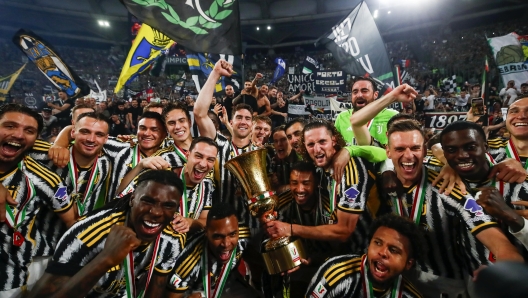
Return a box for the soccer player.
[117,137,218,234]
[489,97,528,167]
[29,170,186,298]
[251,115,272,147]
[166,203,256,297]
[266,120,386,253]
[305,214,424,298]
[270,125,297,193]
[439,121,528,261]
[285,117,307,157]
[384,119,522,297]
[337,77,402,145]
[274,161,339,297]
[0,104,76,296]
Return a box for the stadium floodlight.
[98,20,110,27]
[257,26,260,31]
[387,11,391,14]
[267,26,271,30]
[98,20,104,26]
[373,10,378,18]
[104,21,110,27]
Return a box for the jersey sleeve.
[203,178,215,210]
[156,226,187,275]
[305,254,361,298]
[344,145,387,163]
[166,234,203,293]
[337,157,375,214]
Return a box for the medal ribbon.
[329,179,338,214]
[68,149,99,215]
[505,139,528,171]
[202,241,236,298]
[131,144,141,168]
[178,166,205,219]
[392,167,427,225]
[174,144,188,163]
[361,255,403,298]
[485,153,504,195]
[123,233,161,298]
[5,160,36,245]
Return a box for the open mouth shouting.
[401,161,416,174]
[137,219,164,240]
[354,98,368,109]
[370,259,390,281]
[1,141,24,159]
[192,167,207,182]
[218,249,233,263]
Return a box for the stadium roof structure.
[0,0,527,49]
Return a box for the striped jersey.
[213,132,260,230]
[458,176,528,271]
[270,149,299,187]
[118,167,215,220]
[305,254,422,298]
[319,156,379,254]
[166,228,251,293]
[487,138,518,165]
[387,167,498,281]
[46,208,186,298]
[277,190,339,263]
[0,156,73,291]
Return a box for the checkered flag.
[442,75,457,92]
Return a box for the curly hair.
[299,119,346,163]
[368,214,426,266]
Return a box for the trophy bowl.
[224,148,307,275]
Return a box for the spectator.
[500,80,520,107]
[40,107,57,138]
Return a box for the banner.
[186,51,242,93]
[302,56,319,74]
[115,24,173,93]
[121,0,242,55]
[288,96,350,121]
[488,32,528,88]
[166,56,188,65]
[12,29,90,99]
[288,73,315,93]
[90,80,107,103]
[424,112,467,130]
[0,64,26,101]
[314,71,346,94]
[270,57,286,84]
[316,1,395,96]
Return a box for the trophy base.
[261,237,306,275]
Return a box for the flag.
[442,75,457,93]
[481,56,489,101]
[315,1,395,97]
[488,32,528,88]
[302,56,319,74]
[12,29,90,99]
[115,24,174,93]
[121,0,242,55]
[270,57,286,84]
[186,51,242,93]
[400,60,410,68]
[0,64,26,101]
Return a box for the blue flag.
[270,57,286,85]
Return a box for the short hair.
[0,103,44,134]
[291,161,317,178]
[387,113,415,131]
[72,104,95,115]
[440,121,486,145]
[300,119,346,161]
[136,169,184,198]
[387,119,424,144]
[139,111,167,131]
[284,117,307,133]
[269,86,278,91]
[368,214,425,264]
[427,132,442,149]
[351,76,378,93]
[521,83,528,88]
[189,136,218,153]
[116,100,126,106]
[253,115,272,127]
[272,125,286,138]
[206,202,238,225]
[162,102,191,122]
[232,103,253,117]
[144,102,165,114]
[76,112,111,131]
